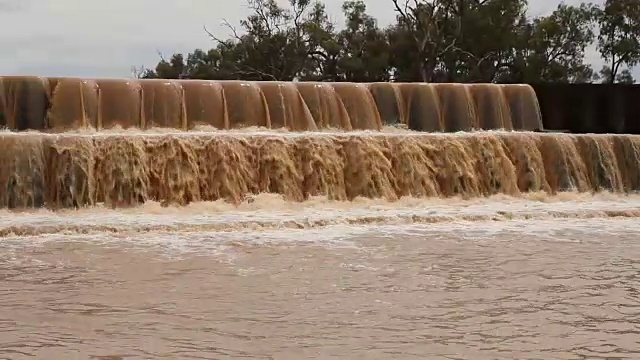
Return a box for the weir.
[0,76,544,132]
[531,83,640,134]
[2,76,640,211]
[1,131,640,209]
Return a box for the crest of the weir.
[3,76,640,210]
[0,76,544,131]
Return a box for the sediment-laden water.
[0,77,543,132]
[1,129,640,210]
[1,194,639,359]
[0,78,638,359]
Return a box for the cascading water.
[2,76,636,211]
[0,76,544,132]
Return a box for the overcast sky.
[1,0,636,79]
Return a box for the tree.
[143,0,338,81]
[131,65,154,79]
[596,0,640,83]
[153,53,187,79]
[205,0,306,80]
[335,0,391,82]
[389,0,459,82]
[440,0,529,83]
[506,3,598,83]
[296,1,341,80]
[596,65,636,83]
[138,0,635,84]
[386,0,597,83]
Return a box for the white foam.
[1,194,640,257]
[1,216,637,259]
[0,127,580,139]
[2,194,639,231]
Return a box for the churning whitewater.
[1,192,640,240]
[1,191,640,359]
[1,128,639,209]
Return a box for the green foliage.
[141,0,639,84]
[595,0,640,83]
[508,3,598,83]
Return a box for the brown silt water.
[96,79,142,129]
[140,79,185,130]
[47,78,99,130]
[257,82,317,131]
[332,82,382,130]
[1,78,640,359]
[502,84,544,131]
[433,83,478,131]
[0,77,547,132]
[0,76,49,130]
[396,83,443,131]
[468,84,512,130]
[178,80,228,130]
[295,82,352,130]
[0,131,639,208]
[219,81,271,129]
[367,82,405,126]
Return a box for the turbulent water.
[1,193,640,359]
[2,129,640,210]
[1,119,639,358]
[0,77,543,132]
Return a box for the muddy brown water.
[1,194,639,359]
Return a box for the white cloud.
[0,0,635,79]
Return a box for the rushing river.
[1,194,639,359]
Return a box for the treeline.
[136,0,640,84]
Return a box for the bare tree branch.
[204,20,242,45]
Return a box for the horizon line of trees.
[134,0,640,84]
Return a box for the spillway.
[1,131,639,210]
[0,76,544,132]
[3,76,640,360]
[2,76,639,211]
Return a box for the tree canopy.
[136,0,639,84]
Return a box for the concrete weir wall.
[0,76,638,134]
[0,76,544,132]
[531,83,640,134]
